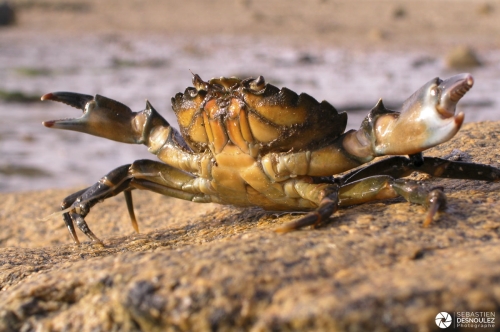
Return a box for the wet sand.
[6,0,500,51]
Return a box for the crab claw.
[42,92,167,144]
[373,73,474,155]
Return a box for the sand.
[5,0,500,52]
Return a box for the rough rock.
[0,2,15,27]
[445,45,482,69]
[0,122,500,331]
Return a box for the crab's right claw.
[372,73,474,156]
[42,92,163,144]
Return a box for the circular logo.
[435,312,452,328]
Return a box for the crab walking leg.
[123,190,139,233]
[276,175,446,232]
[61,160,215,244]
[338,176,446,227]
[340,156,500,185]
[275,183,340,233]
[61,165,130,244]
[62,181,138,244]
[127,159,216,202]
[61,165,133,244]
[61,187,90,244]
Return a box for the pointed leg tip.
[422,216,433,228]
[130,218,139,233]
[422,188,446,228]
[91,238,105,247]
[274,226,294,234]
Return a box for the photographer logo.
[434,311,495,329]
[435,312,452,328]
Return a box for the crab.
[42,73,500,244]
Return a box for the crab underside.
[42,73,500,244]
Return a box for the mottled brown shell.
[171,75,347,155]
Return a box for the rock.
[0,2,15,27]
[392,6,406,19]
[367,28,387,41]
[477,3,494,15]
[445,46,482,69]
[1,122,500,331]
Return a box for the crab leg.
[128,160,216,203]
[61,174,139,243]
[123,190,139,233]
[275,183,340,233]
[61,187,89,243]
[276,175,446,232]
[61,165,133,244]
[41,93,203,175]
[340,155,500,185]
[60,160,216,244]
[338,176,446,227]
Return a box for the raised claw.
[375,73,473,155]
[343,73,475,160]
[42,92,168,145]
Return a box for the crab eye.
[192,74,209,91]
[186,87,198,98]
[249,76,266,91]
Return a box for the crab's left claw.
[42,92,167,144]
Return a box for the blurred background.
[1,0,499,192]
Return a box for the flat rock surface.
[1,122,500,331]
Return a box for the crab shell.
[172,75,347,156]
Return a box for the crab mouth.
[436,73,474,119]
